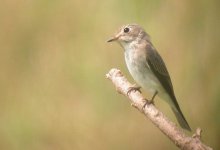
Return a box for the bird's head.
[107,24,148,45]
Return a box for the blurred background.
[0,0,219,149]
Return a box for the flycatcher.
[107,24,191,131]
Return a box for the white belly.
[124,48,163,95]
[122,43,174,106]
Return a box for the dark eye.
[124,27,130,33]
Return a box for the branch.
[106,68,212,150]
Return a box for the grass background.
[0,0,219,149]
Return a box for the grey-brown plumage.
[107,24,191,131]
[146,44,191,131]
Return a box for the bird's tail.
[159,91,191,131]
[171,107,191,131]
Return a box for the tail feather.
[171,107,191,131]
[161,94,191,131]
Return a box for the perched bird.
[107,24,191,131]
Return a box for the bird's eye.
[124,27,130,33]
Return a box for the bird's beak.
[107,34,120,42]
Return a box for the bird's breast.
[124,47,161,94]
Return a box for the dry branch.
[106,68,212,150]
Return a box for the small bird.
[107,24,191,131]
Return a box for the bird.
[107,24,191,131]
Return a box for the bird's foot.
[147,91,157,106]
[142,98,154,112]
[127,84,141,96]
[142,91,158,112]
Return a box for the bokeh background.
[0,0,219,149]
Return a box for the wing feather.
[146,45,176,103]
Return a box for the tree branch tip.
[105,72,112,79]
[105,73,109,79]
[106,68,123,78]
[192,128,202,139]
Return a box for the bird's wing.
[146,45,191,131]
[146,45,176,101]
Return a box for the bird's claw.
[142,98,154,112]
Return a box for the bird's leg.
[142,91,158,111]
[149,91,158,104]
[127,84,141,96]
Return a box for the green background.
[0,0,219,149]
